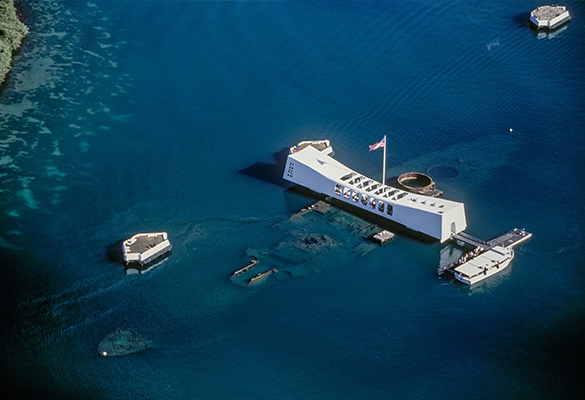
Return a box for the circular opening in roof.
[397,172,434,193]
[427,165,460,180]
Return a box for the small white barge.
[452,246,514,285]
[530,5,571,30]
[122,232,172,266]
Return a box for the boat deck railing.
[439,228,532,276]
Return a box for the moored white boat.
[282,140,467,242]
[452,246,514,285]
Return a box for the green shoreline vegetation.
[0,0,28,86]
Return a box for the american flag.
[368,137,386,151]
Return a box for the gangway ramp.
[451,232,487,249]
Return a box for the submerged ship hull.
[282,141,467,242]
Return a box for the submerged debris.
[231,259,259,278]
[247,268,278,285]
[371,230,395,246]
[231,201,385,286]
[98,328,153,357]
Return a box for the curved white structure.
[453,246,514,285]
[283,140,467,242]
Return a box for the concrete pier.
[122,232,172,266]
[451,228,531,252]
[487,228,532,249]
[530,5,571,30]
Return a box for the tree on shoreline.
[0,0,29,85]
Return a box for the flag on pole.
[369,137,386,151]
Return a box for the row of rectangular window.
[334,184,393,215]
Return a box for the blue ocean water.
[1,0,584,398]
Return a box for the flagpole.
[382,135,386,184]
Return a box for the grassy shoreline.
[0,0,28,86]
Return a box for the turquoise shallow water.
[1,1,584,399]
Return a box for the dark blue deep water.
[1,1,584,399]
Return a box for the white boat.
[282,140,467,242]
[452,246,514,285]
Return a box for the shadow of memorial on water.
[106,239,126,265]
[238,147,293,188]
[515,12,532,28]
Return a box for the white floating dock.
[122,232,172,266]
[438,228,532,283]
[530,5,571,30]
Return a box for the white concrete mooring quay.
[451,228,532,252]
[122,232,172,267]
[530,5,571,30]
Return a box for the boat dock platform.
[451,228,531,251]
[486,228,532,249]
[439,228,532,276]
